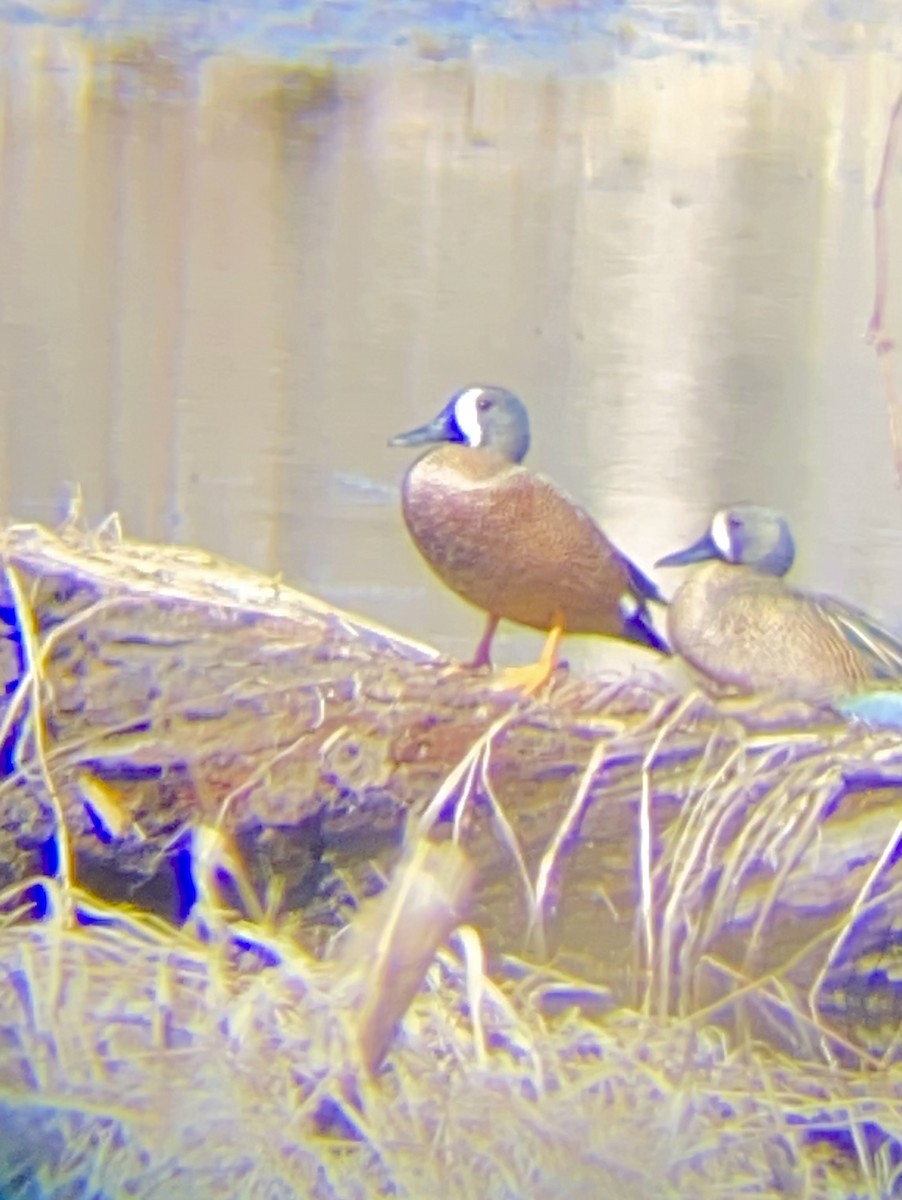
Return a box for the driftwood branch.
[867,88,902,486]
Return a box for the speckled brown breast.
[400,445,642,639]
[668,562,882,697]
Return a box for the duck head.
[657,505,796,578]
[389,386,531,464]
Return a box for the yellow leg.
[490,622,564,696]
[468,613,500,669]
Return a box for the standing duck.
[389,385,669,693]
[656,504,902,699]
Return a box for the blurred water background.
[1,0,902,670]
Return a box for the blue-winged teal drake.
[389,385,670,692]
[656,504,902,698]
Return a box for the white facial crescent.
[710,509,733,560]
[453,388,485,447]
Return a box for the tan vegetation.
[0,514,901,1195]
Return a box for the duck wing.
[812,592,902,681]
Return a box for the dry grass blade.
[3,562,73,905]
[638,693,698,1014]
[531,740,607,957]
[808,807,902,1013]
[331,839,475,1073]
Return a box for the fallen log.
[1,513,902,1065]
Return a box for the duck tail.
[626,607,671,656]
[623,556,669,608]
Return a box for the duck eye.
[477,395,492,412]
